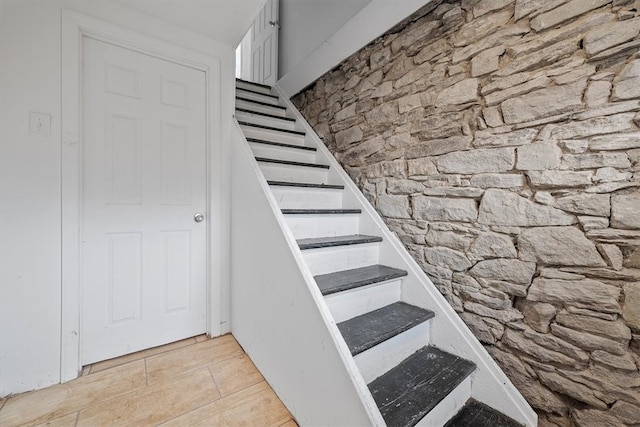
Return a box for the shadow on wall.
[292,0,640,425]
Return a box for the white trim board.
[276,0,432,97]
[61,10,226,382]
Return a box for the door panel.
[81,37,207,364]
[250,0,278,85]
[162,230,192,313]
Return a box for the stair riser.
[302,243,380,276]
[236,110,297,130]
[355,320,431,384]
[241,126,306,146]
[284,214,360,239]
[236,80,272,95]
[270,187,344,210]
[249,143,317,164]
[236,99,288,117]
[325,279,402,323]
[259,163,329,183]
[416,376,472,427]
[236,88,279,105]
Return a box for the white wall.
[0,0,235,396]
[278,0,372,79]
[277,0,432,97]
[1,2,63,394]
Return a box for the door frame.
[61,10,224,382]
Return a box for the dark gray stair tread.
[236,87,278,99]
[238,121,305,136]
[338,302,434,356]
[268,181,343,189]
[282,209,361,214]
[369,346,476,427]
[236,96,286,110]
[297,234,382,250]
[236,107,296,122]
[257,157,329,169]
[236,78,272,90]
[315,265,408,295]
[256,157,329,169]
[247,138,316,152]
[444,399,524,427]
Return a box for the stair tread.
[282,209,361,214]
[444,399,524,427]
[238,121,305,136]
[298,234,382,250]
[248,138,316,152]
[236,96,287,110]
[256,157,329,169]
[236,78,272,90]
[315,264,408,296]
[236,87,278,99]
[338,302,434,356]
[268,181,344,189]
[236,107,296,122]
[369,346,476,427]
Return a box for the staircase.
[232,78,536,427]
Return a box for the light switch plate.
[29,112,51,137]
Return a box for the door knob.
[194,213,204,223]
[269,20,280,28]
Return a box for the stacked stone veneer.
[292,0,640,425]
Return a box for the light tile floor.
[0,334,296,427]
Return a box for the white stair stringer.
[231,78,537,427]
[230,118,383,426]
[271,84,538,427]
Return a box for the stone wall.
[292,1,640,425]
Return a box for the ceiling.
[116,0,266,47]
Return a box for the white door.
[81,37,207,364]
[250,0,279,85]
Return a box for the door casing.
[61,10,225,382]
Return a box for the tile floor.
[0,334,296,427]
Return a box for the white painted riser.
[236,99,288,117]
[236,88,280,105]
[259,163,329,183]
[284,214,360,239]
[325,279,402,323]
[241,126,306,146]
[249,143,317,164]
[270,187,344,210]
[417,376,472,427]
[303,243,380,276]
[236,111,298,130]
[236,81,273,95]
[355,321,431,384]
